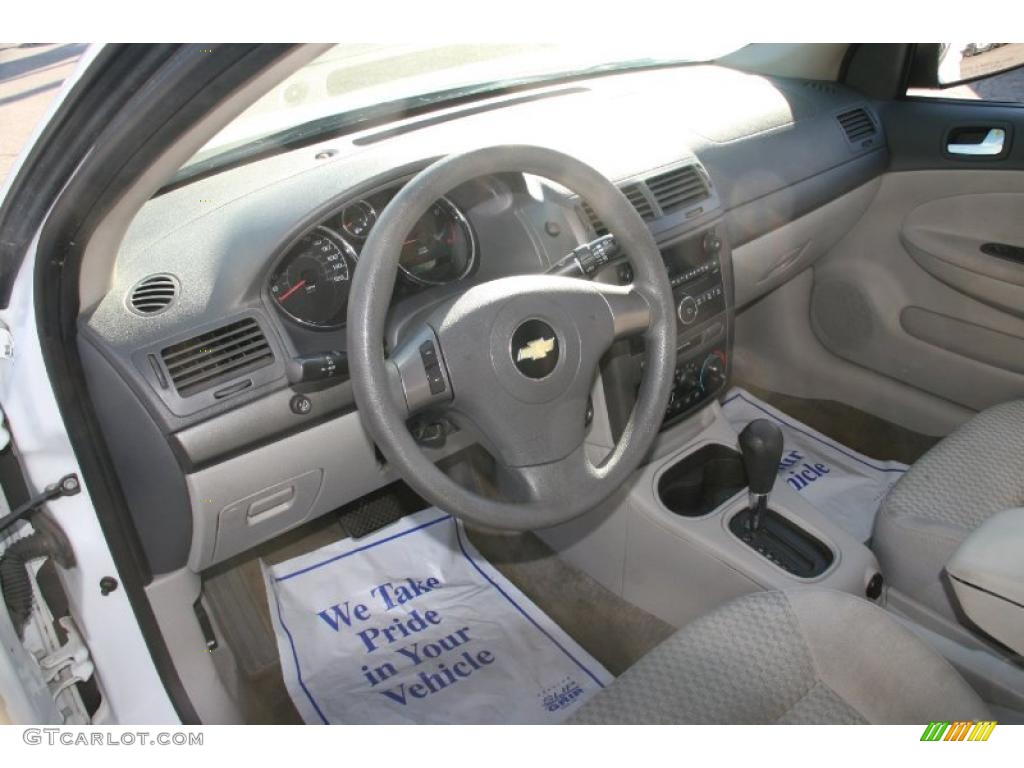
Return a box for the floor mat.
[722,387,907,543]
[263,509,613,724]
[737,381,939,465]
[466,527,676,676]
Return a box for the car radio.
[602,223,733,437]
[661,226,732,427]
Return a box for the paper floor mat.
[722,388,907,542]
[263,509,612,724]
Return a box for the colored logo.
[516,337,556,363]
[920,721,997,741]
[511,319,559,379]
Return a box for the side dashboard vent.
[646,165,710,213]
[837,108,877,143]
[128,274,178,316]
[160,317,273,398]
[580,183,655,235]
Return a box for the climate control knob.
[677,294,699,325]
[703,230,722,255]
[699,351,727,393]
[676,367,698,390]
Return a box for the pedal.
[337,483,426,539]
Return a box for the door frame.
[0,43,303,723]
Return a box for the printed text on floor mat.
[317,576,496,704]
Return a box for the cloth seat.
[570,590,988,724]
[873,400,1024,621]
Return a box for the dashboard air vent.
[579,200,604,234]
[128,274,178,316]
[622,183,655,221]
[580,183,655,235]
[837,108,876,143]
[646,165,710,213]
[160,317,273,398]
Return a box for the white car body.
[0,45,177,725]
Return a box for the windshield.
[182,43,741,173]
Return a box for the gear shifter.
[738,419,784,531]
[729,418,833,578]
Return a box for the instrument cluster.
[269,187,477,330]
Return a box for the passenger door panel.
[901,191,1024,317]
[809,98,1024,415]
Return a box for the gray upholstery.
[570,590,989,724]
[874,400,1024,620]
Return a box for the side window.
[908,43,1024,103]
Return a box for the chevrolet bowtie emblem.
[516,337,556,362]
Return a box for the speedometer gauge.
[269,227,356,329]
[399,197,476,286]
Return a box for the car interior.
[56,42,1024,723]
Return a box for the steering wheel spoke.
[494,445,599,508]
[593,282,652,341]
[387,324,453,416]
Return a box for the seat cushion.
[873,400,1024,620]
[570,590,989,724]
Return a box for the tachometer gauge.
[269,227,356,329]
[399,197,476,286]
[340,200,377,239]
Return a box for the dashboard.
[76,62,888,575]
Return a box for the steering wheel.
[348,145,676,529]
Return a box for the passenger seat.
[873,400,1024,622]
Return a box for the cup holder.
[658,443,747,517]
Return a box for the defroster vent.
[160,317,273,398]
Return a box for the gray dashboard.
[76,62,887,574]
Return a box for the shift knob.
[739,419,784,495]
[739,419,783,531]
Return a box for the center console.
[553,225,879,628]
[542,400,882,632]
[661,226,732,426]
[654,422,837,579]
[602,221,734,438]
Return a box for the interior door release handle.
[948,128,1006,156]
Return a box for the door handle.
[947,127,1006,156]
